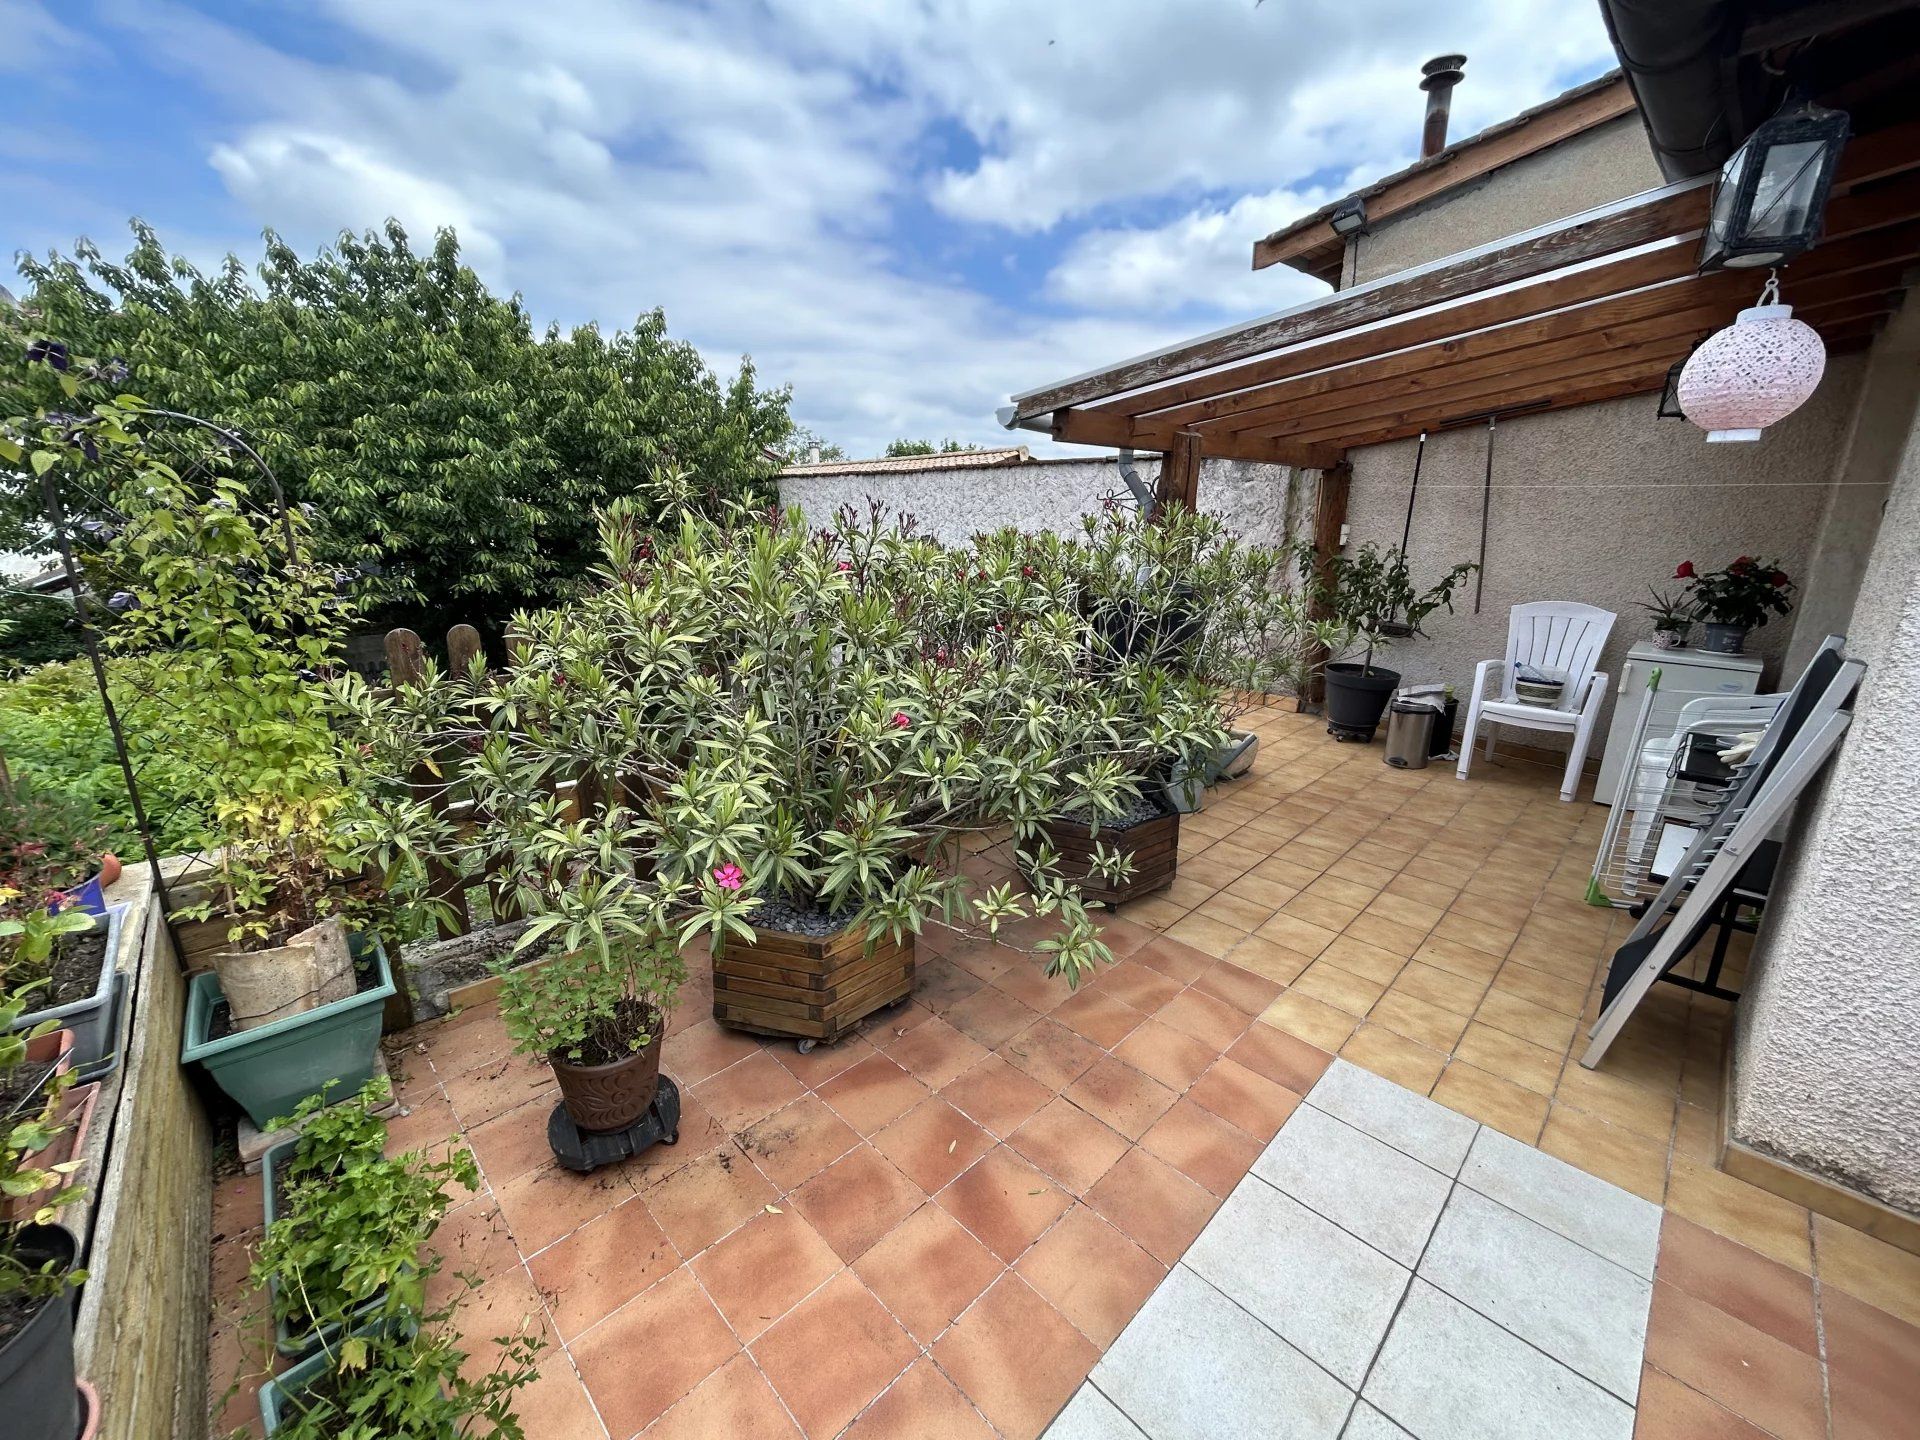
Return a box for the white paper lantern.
[1677,274,1827,443]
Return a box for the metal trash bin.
[1384,700,1439,770]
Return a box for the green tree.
[8,221,796,632]
[883,438,980,457]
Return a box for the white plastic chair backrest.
[1502,601,1615,706]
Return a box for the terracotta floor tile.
[496,1161,638,1257]
[1008,1097,1131,1196]
[1252,911,1340,959]
[1494,960,1588,1017]
[791,1144,926,1263]
[1453,1020,1565,1096]
[1191,959,1286,1016]
[773,1031,876,1088]
[916,957,989,1011]
[1655,1215,1818,1356]
[1631,1365,1774,1440]
[936,1144,1073,1262]
[498,1360,607,1440]
[643,1354,800,1440]
[1367,989,1471,1051]
[1154,988,1252,1051]
[1197,890,1279,932]
[1283,892,1362,934]
[1166,913,1254,959]
[939,1054,1053,1138]
[1410,935,1506,984]
[691,1206,842,1341]
[1085,1146,1218,1265]
[1431,1060,1549,1144]
[1111,1018,1219,1091]
[1553,1062,1677,1141]
[1642,1281,1825,1440]
[753,1271,918,1438]
[932,1273,1101,1440]
[1664,1157,1812,1273]
[1338,1023,1446,1094]
[872,1097,996,1194]
[1387,960,1487,1017]
[1823,1287,1920,1440]
[1258,990,1357,1050]
[1540,1105,1669,1204]
[1141,1095,1263,1196]
[442,1050,557,1128]
[943,986,1043,1050]
[573,1268,739,1437]
[420,1007,518,1079]
[990,960,1074,1014]
[641,1146,779,1257]
[453,1265,560,1383]
[1473,987,1579,1050]
[1219,935,1311,987]
[1316,935,1409,986]
[463,1094,560,1188]
[1223,873,1303,911]
[881,1015,989,1090]
[736,1095,862,1193]
[816,1054,930,1137]
[1341,912,1428,960]
[1292,960,1389,1017]
[1129,936,1213,985]
[854,1200,1004,1344]
[528,1194,679,1339]
[1813,1214,1920,1328]
[1050,986,1148,1049]
[998,1017,1104,1091]
[1097,962,1186,1014]
[690,1051,809,1135]
[1065,1055,1178,1141]
[840,1358,995,1440]
[1185,1057,1300,1141]
[1016,1203,1166,1346]
[660,1018,765,1086]
[424,1197,519,1307]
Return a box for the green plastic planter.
[260,1141,396,1360]
[257,1319,417,1434]
[181,934,396,1129]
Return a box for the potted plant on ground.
[1293,540,1477,742]
[0,984,87,1440]
[0,893,124,1079]
[1677,557,1794,654]
[1639,582,1698,650]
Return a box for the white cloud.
[28,0,1616,457]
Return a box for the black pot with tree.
[1293,541,1477,743]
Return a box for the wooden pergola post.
[1153,429,1203,516]
[1299,458,1351,712]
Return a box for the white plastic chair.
[1457,601,1616,801]
[1620,691,1788,864]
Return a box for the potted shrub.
[256,1081,472,1357]
[1639,582,1698,650]
[1294,540,1477,742]
[0,986,88,1440]
[1677,557,1794,654]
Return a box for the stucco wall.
[1339,354,1866,754]
[1731,303,1920,1212]
[1347,115,1664,285]
[779,455,1309,554]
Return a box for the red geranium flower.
[1770,570,1790,587]
[1674,561,1696,579]
[1732,556,1754,571]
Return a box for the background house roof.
[779,446,1031,477]
[1252,72,1637,283]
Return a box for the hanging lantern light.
[1699,93,1850,272]
[1657,339,1706,420]
[1677,273,1827,443]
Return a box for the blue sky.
[3,0,1617,456]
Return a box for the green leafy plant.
[0,768,106,909]
[1293,540,1478,675]
[0,900,96,989]
[0,586,82,670]
[1,983,88,1305]
[1638,583,1697,634]
[1676,557,1794,631]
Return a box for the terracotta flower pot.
[97,854,121,889]
[550,1025,663,1133]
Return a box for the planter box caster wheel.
[661,1131,678,1146]
[797,1039,818,1055]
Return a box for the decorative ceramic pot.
[1701,623,1748,655]
[550,1026,663,1133]
[1653,627,1689,650]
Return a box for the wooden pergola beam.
[1047,407,1341,468]
[1009,179,1714,421]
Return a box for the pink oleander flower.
[836,560,851,571]
[712,863,744,891]
[891,711,911,729]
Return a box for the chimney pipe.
[1420,54,1468,158]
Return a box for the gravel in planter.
[1060,794,1168,832]
[753,895,862,936]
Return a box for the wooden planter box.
[1034,806,1181,906]
[713,924,915,1047]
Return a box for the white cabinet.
[1594,642,1765,803]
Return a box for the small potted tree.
[1294,540,1477,742]
[1678,557,1794,654]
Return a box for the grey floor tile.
[1342,1404,1415,1440]
[1306,1060,1478,1175]
[1045,1384,1150,1440]
[1186,1174,1411,1386]
[1094,1266,1353,1440]
[1457,1127,1662,1278]
[1252,1104,1452,1266]
[1363,1281,1634,1440]
[1420,1187,1651,1401]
